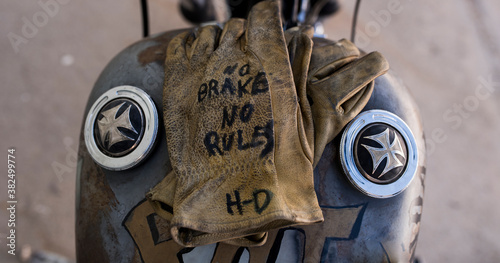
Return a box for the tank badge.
[84,86,158,171]
[340,110,418,198]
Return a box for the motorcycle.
[75,0,426,262]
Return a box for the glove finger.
[286,26,314,105]
[164,30,194,88]
[187,25,221,65]
[330,52,389,110]
[165,30,192,64]
[219,18,246,50]
[284,26,314,44]
[245,1,288,60]
[308,39,360,82]
[286,26,315,160]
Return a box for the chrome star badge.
[340,110,418,198]
[84,86,158,171]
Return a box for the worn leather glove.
[306,38,389,166]
[148,0,323,247]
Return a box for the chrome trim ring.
[340,110,418,198]
[84,86,158,171]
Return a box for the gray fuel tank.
[76,29,426,263]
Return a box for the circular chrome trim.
[84,86,158,171]
[340,110,418,198]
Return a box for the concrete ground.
[0,0,499,262]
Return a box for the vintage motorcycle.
[75,0,426,262]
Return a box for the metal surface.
[340,110,418,198]
[297,0,309,24]
[76,30,426,262]
[84,86,158,171]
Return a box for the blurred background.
[0,0,499,262]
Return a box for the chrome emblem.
[84,86,158,171]
[95,100,144,157]
[362,128,405,176]
[98,102,139,149]
[340,110,418,198]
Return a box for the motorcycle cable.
[141,0,149,38]
[351,0,362,43]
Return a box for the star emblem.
[97,102,138,150]
[361,128,405,177]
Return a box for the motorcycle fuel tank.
[76,29,426,263]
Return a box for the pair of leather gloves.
[147,0,389,247]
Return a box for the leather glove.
[307,38,390,166]
[148,0,323,247]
